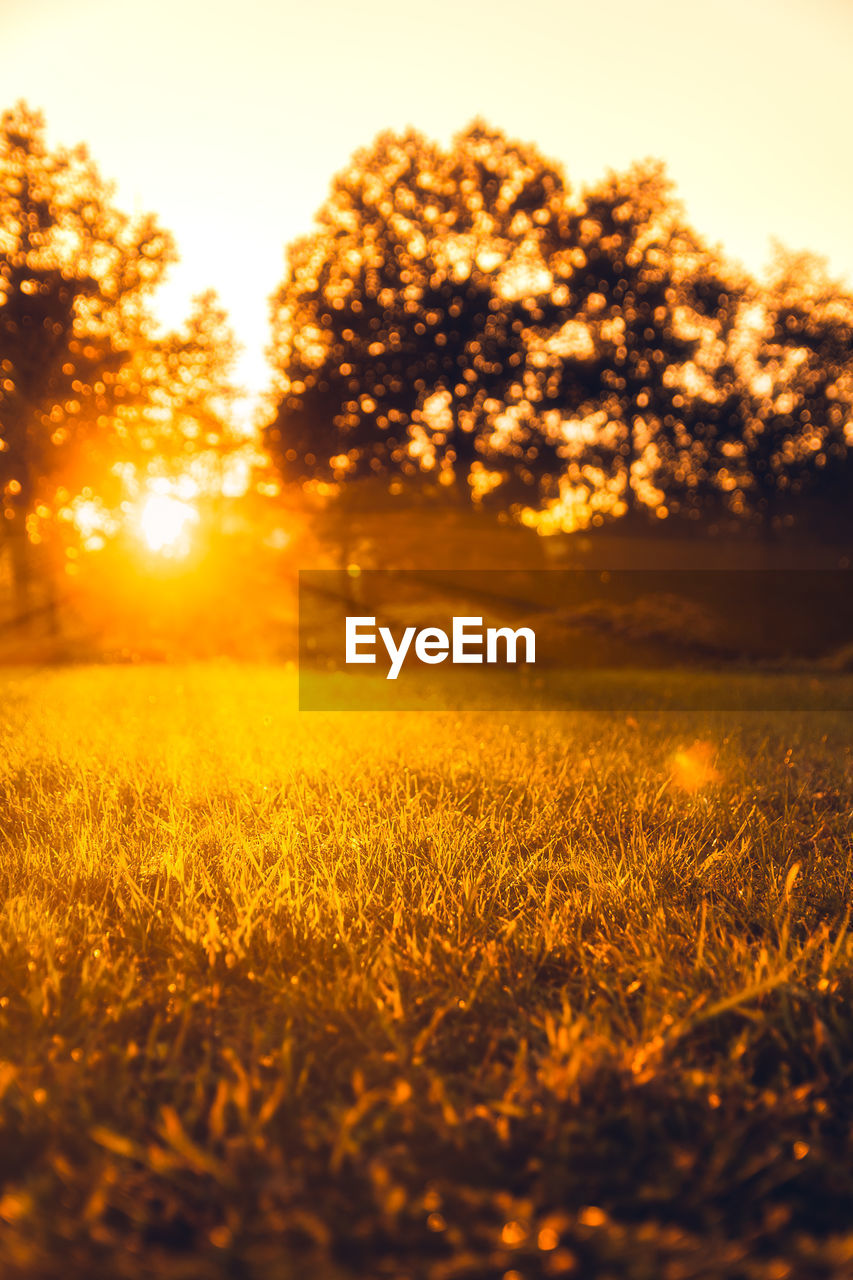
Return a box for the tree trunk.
[7,510,32,621]
[3,508,61,638]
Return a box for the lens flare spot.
[670,740,721,792]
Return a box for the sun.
[138,493,199,556]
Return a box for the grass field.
[0,665,852,1279]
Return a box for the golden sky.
[4,0,852,405]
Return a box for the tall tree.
[519,160,745,530]
[718,246,853,535]
[0,101,174,613]
[265,133,751,533]
[264,123,571,508]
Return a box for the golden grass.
[0,665,851,1278]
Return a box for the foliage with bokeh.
[0,104,243,613]
[264,123,853,536]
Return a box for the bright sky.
[4,0,852,410]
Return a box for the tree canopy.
[0,102,175,595]
[0,103,248,612]
[264,123,574,507]
[715,246,853,529]
[264,122,853,538]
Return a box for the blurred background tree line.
[2,104,852,655]
[264,123,853,542]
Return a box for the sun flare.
[138,493,199,556]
